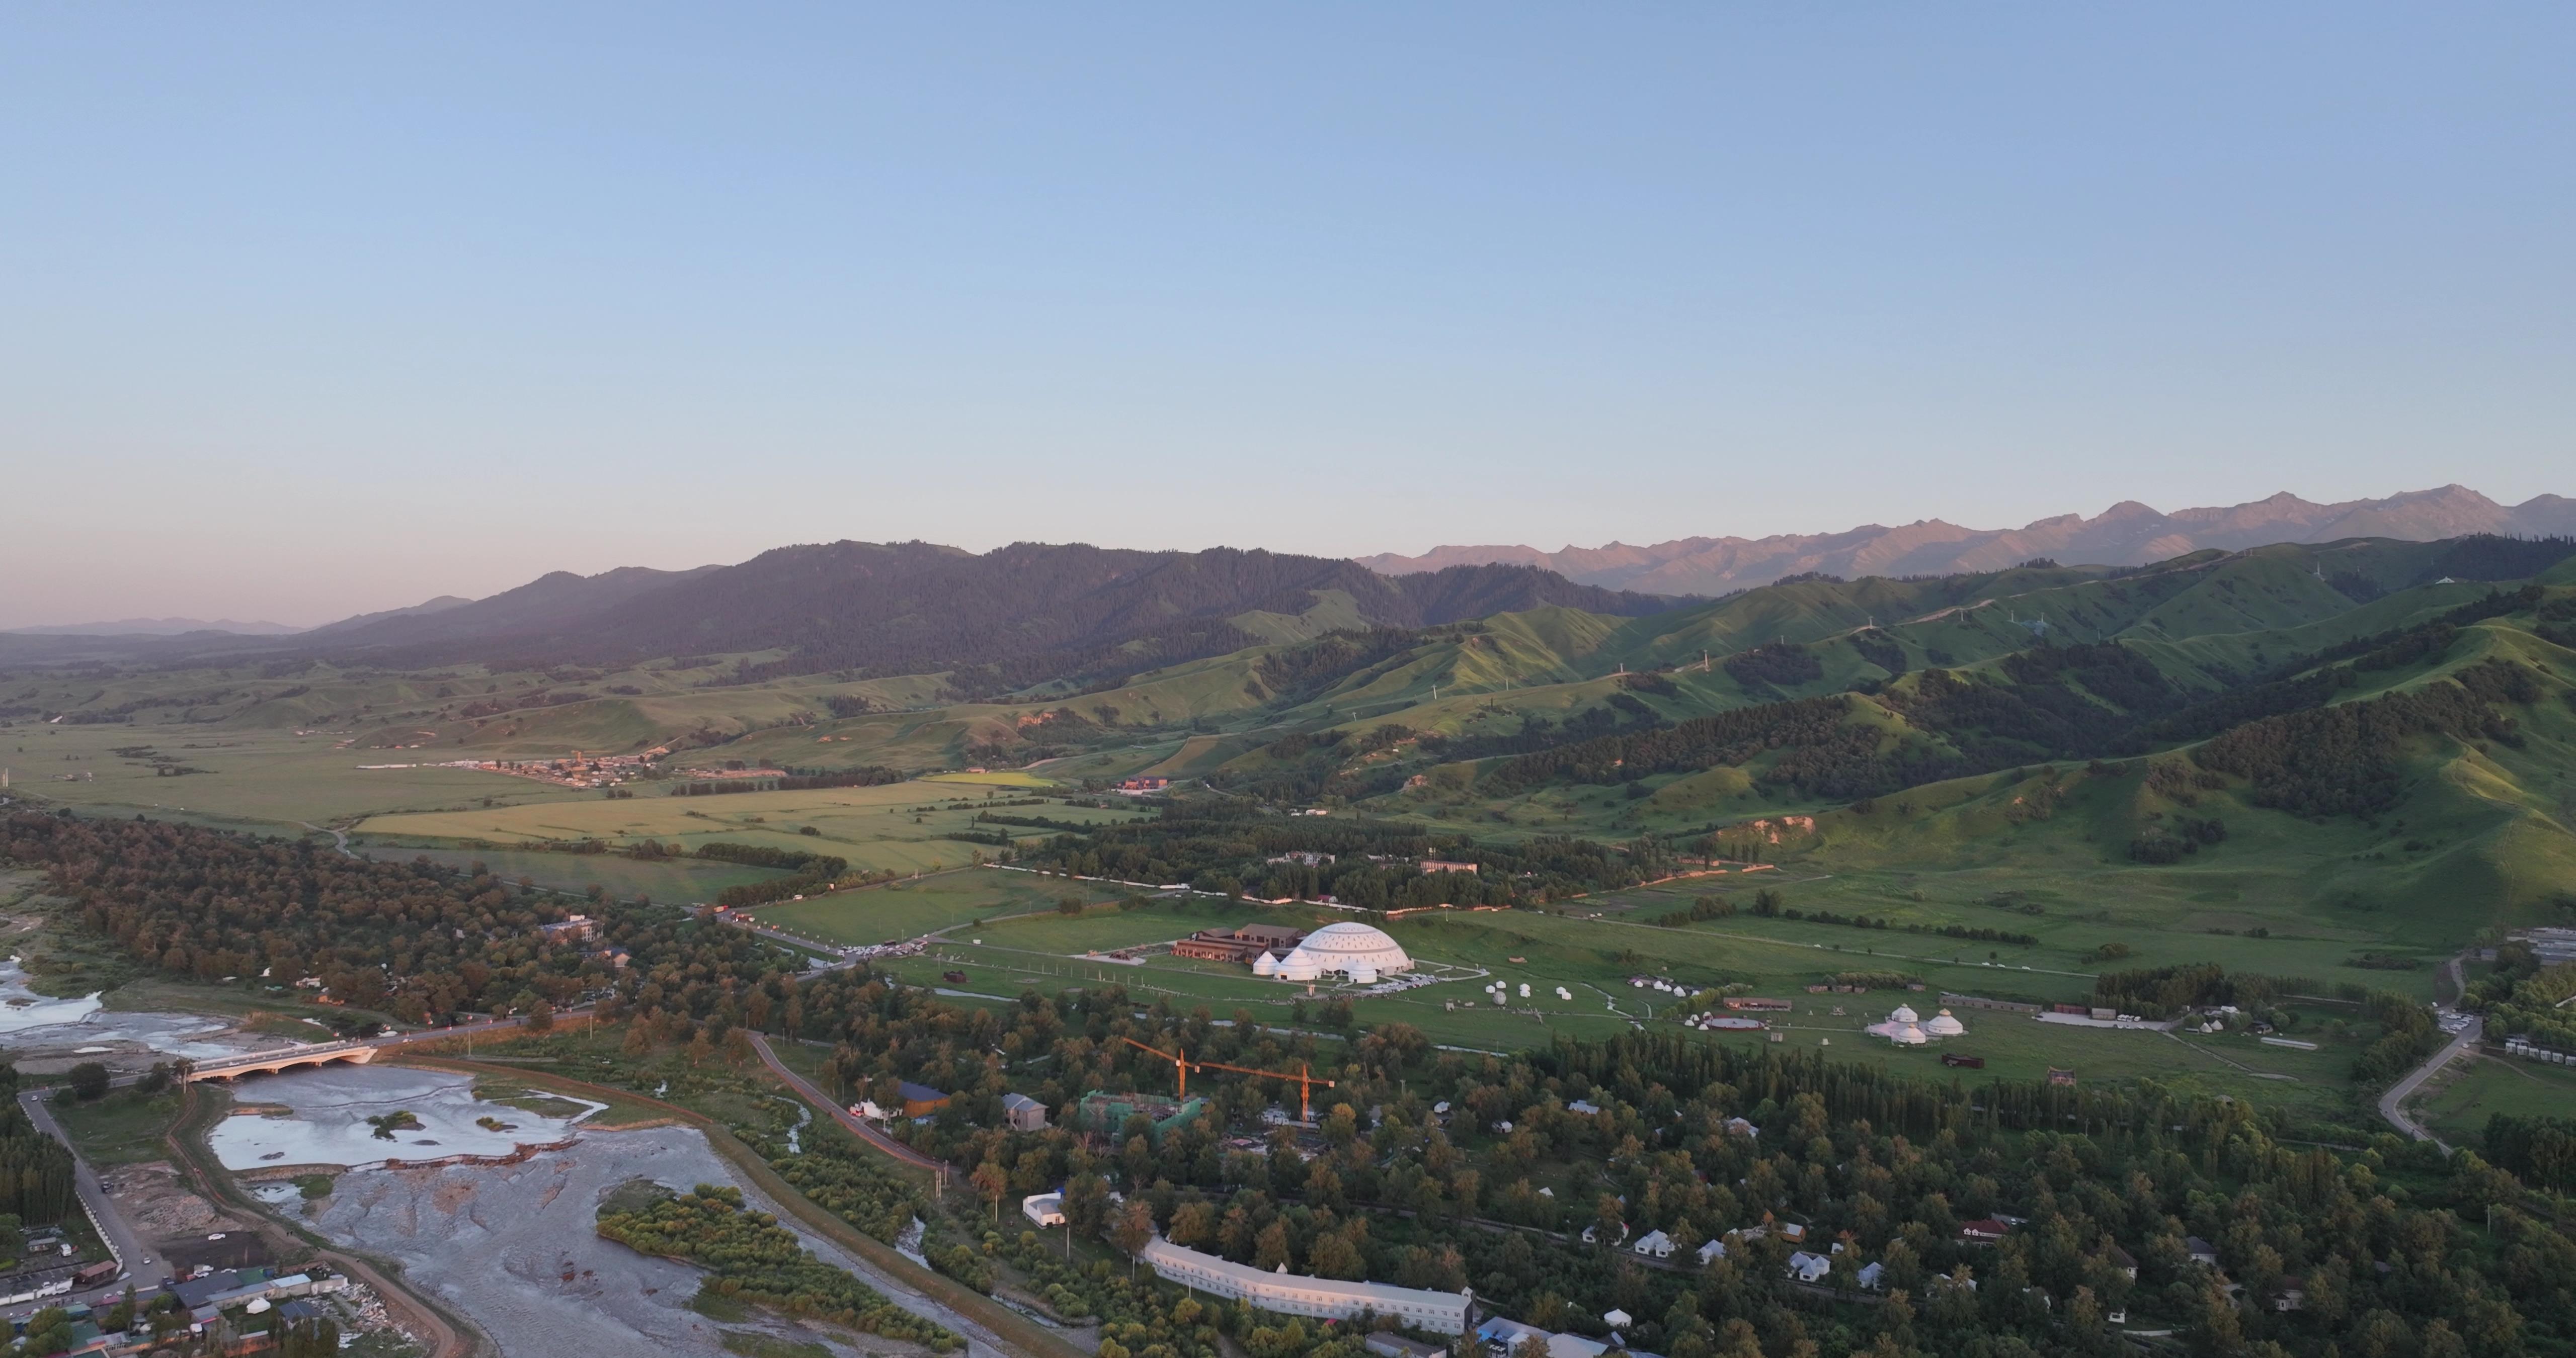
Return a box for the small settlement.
[7,1266,351,1357]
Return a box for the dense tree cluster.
[1849,629,1908,676]
[1724,643,1826,690]
[0,811,792,1026]
[1487,697,1891,796]
[0,1100,76,1226]
[1255,629,1433,703]
[2192,658,2540,816]
[595,1182,959,1348]
[777,968,2576,1358]
[2483,1115,2576,1194]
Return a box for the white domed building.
[1271,922,1412,985]
[1924,1008,1966,1038]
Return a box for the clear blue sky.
[4,4,2570,626]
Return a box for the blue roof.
[898,1081,947,1100]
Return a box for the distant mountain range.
[2,617,303,637]
[1355,485,2576,597]
[281,542,1676,693]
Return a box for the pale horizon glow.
[5,5,2570,628]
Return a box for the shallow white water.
[0,958,268,1057]
[0,958,105,1033]
[207,1066,601,1170]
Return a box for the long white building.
[1138,1238,1472,1334]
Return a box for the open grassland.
[369,843,789,903]
[818,888,2398,1127]
[48,1087,186,1165]
[2,721,594,833]
[354,779,1155,876]
[2407,1053,2576,1147]
[748,869,1092,944]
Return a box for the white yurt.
[1252,951,1279,977]
[1924,1008,1966,1037]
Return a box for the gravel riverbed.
[249,1068,1014,1358]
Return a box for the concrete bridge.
[183,1041,379,1083]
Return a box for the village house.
[1170,922,1308,964]
[1001,1092,1049,1131]
[537,914,599,943]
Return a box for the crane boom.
[1118,1036,1189,1099]
[1192,1058,1336,1123]
[1120,1037,1338,1121]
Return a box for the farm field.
[2407,1053,2576,1147]
[353,780,1156,876]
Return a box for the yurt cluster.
[1865,1004,1968,1045]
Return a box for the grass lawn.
[2409,1053,2576,1146]
[48,1087,185,1165]
[748,870,1078,945]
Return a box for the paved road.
[747,1032,947,1172]
[2379,958,2482,1151]
[7,1085,156,1323]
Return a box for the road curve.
[2380,1012,2481,1151]
[748,1032,947,1172]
